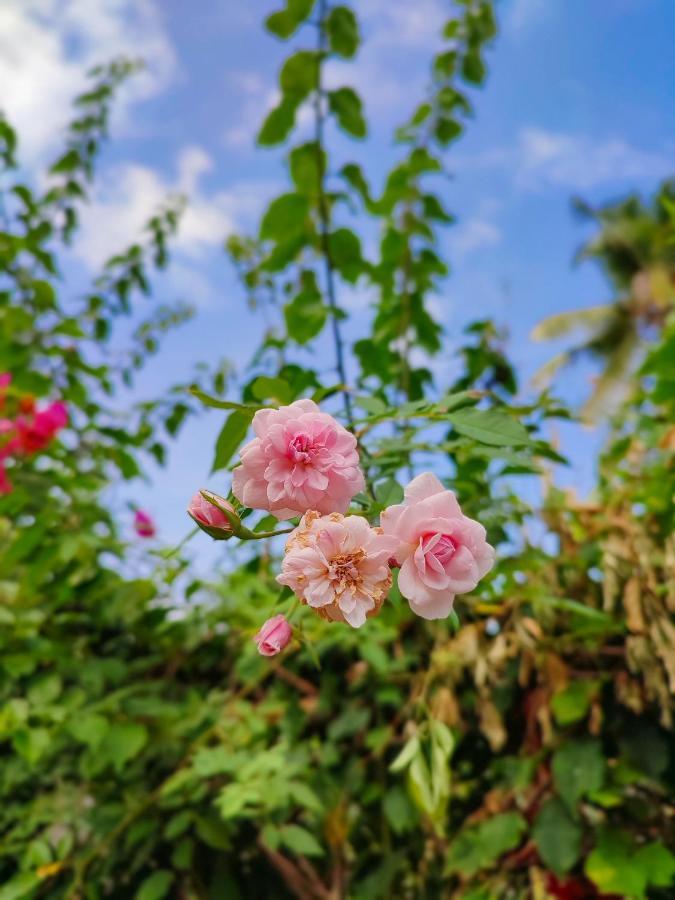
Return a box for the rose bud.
[134,509,156,538]
[254,614,292,657]
[187,490,238,540]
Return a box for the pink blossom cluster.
[0,375,69,495]
[189,399,495,655]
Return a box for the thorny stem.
[314,0,355,431]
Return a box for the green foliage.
[0,2,673,899]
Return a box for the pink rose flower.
[134,510,156,538]
[381,472,495,620]
[232,399,365,520]
[188,490,236,538]
[254,614,292,656]
[277,511,399,628]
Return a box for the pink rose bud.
[134,509,156,538]
[254,614,292,656]
[187,490,237,539]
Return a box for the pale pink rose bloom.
[254,614,292,656]
[277,511,399,628]
[134,510,156,538]
[381,472,495,621]
[188,490,235,536]
[232,399,365,520]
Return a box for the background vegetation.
[0,1,673,898]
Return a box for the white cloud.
[507,0,552,35]
[73,147,279,304]
[515,127,673,190]
[450,218,502,259]
[360,0,446,49]
[0,0,175,166]
[457,127,673,192]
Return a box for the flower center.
[327,551,364,591]
[288,433,317,464]
[422,532,457,568]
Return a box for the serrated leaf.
[533,798,582,875]
[552,739,605,816]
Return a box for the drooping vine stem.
[313,0,355,431]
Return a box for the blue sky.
[2,0,673,570]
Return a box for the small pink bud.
[134,510,156,538]
[188,490,237,539]
[254,614,292,656]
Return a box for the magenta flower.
[188,490,236,538]
[14,401,68,454]
[381,472,495,620]
[254,614,292,656]
[277,511,399,628]
[134,510,156,538]
[232,399,365,520]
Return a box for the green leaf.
[533,798,582,875]
[266,0,316,38]
[328,228,364,282]
[389,735,420,773]
[279,824,324,857]
[260,193,310,242]
[289,142,325,195]
[258,97,298,146]
[135,869,174,900]
[12,728,50,765]
[374,478,403,505]
[251,376,293,404]
[49,149,80,174]
[326,6,360,57]
[585,830,647,898]
[279,51,318,100]
[445,812,527,877]
[552,739,605,816]
[212,409,254,473]
[103,722,148,773]
[551,680,599,725]
[328,87,367,138]
[633,842,675,889]
[447,408,532,447]
[284,274,327,344]
[67,714,109,748]
[189,387,259,411]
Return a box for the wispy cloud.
[450,218,502,260]
[458,127,673,191]
[506,0,553,36]
[0,0,175,167]
[72,147,279,305]
[515,127,672,189]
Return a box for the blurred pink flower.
[14,401,68,454]
[254,614,292,656]
[381,472,495,620]
[232,399,364,520]
[187,490,236,538]
[277,511,398,628]
[134,510,156,538]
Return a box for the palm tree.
[531,180,675,421]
